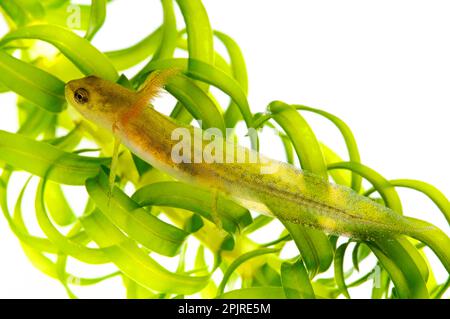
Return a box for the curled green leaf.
[0,129,109,185]
[0,51,65,112]
[217,248,279,296]
[85,0,106,41]
[334,242,351,298]
[86,171,189,257]
[132,181,252,234]
[281,259,315,299]
[80,208,209,294]
[1,24,118,81]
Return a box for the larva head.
[65,75,135,130]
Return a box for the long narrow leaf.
[132,181,252,234]
[214,31,248,128]
[0,51,65,112]
[105,28,162,71]
[334,243,351,298]
[80,209,209,294]
[281,259,315,299]
[1,24,118,81]
[85,0,106,41]
[0,130,109,185]
[267,101,333,276]
[86,171,189,257]
[217,248,279,296]
[294,105,362,192]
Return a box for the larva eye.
[74,88,89,104]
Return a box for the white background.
[0,0,449,298]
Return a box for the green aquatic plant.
[0,0,449,299]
